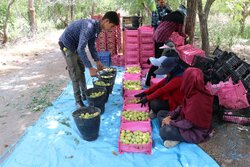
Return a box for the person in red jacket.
[157,67,214,148]
[135,56,185,119]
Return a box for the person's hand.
[96,61,105,71]
[134,92,146,98]
[161,116,172,127]
[137,97,148,107]
[89,67,99,77]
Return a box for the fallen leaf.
[112,151,118,156]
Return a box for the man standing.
[59,11,120,107]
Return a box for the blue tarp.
[0,67,219,167]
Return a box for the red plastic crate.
[118,122,152,154]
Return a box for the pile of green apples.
[79,112,99,119]
[95,81,111,86]
[125,66,141,74]
[100,75,113,79]
[123,80,141,90]
[103,67,116,73]
[122,110,149,121]
[127,98,140,104]
[89,91,105,98]
[120,130,151,144]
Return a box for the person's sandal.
[163,140,180,148]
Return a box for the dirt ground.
[0,30,250,167]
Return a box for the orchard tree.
[197,0,216,54]
[185,0,197,44]
[1,0,16,44]
[227,0,250,34]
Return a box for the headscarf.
[180,68,214,129]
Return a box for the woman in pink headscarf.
[157,67,214,148]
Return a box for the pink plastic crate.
[125,30,138,37]
[121,105,150,123]
[140,37,154,44]
[138,26,154,37]
[125,44,139,51]
[140,50,154,57]
[125,37,139,43]
[125,50,140,57]
[123,96,140,105]
[140,44,154,51]
[123,73,141,80]
[141,64,151,69]
[177,45,205,65]
[123,89,143,97]
[118,122,152,154]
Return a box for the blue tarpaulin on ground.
[0,67,219,167]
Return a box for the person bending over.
[59,11,119,107]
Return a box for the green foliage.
[208,16,240,49]
[241,25,250,39]
[210,0,230,14]
[0,1,7,33]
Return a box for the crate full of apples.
[118,122,152,154]
[122,105,149,123]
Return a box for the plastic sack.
[205,78,233,95]
[217,80,249,109]
[169,32,184,46]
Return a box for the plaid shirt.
[59,19,101,68]
[151,4,172,29]
[154,21,183,43]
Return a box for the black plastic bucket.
[86,87,107,114]
[99,71,115,93]
[72,106,101,141]
[93,79,112,102]
[103,67,117,79]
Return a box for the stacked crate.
[139,26,155,69]
[93,14,122,59]
[96,31,107,51]
[124,30,140,65]
[106,27,118,56]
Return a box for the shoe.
[163,140,180,148]
[149,110,156,119]
[76,100,85,108]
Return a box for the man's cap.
[154,57,178,75]
[149,56,167,67]
[177,4,187,16]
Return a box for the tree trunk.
[185,0,197,44]
[28,0,36,34]
[197,0,215,55]
[91,2,96,18]
[2,0,16,44]
[239,1,250,34]
[239,17,246,34]
[69,0,74,21]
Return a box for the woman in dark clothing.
[157,68,214,148]
[146,4,187,86]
